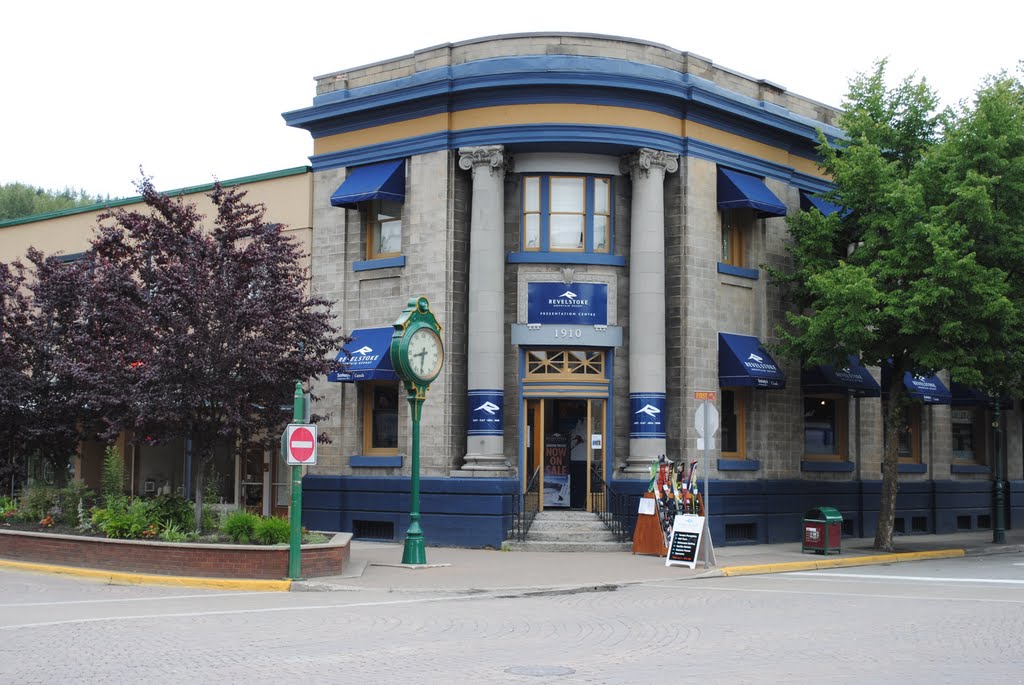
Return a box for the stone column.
[458,145,510,472]
[621,148,678,474]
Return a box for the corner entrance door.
[524,398,606,513]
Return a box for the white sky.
[3,0,1020,199]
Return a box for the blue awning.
[717,168,787,218]
[330,160,405,209]
[951,382,1012,409]
[719,333,786,389]
[328,327,398,382]
[880,366,952,404]
[802,355,880,397]
[799,190,845,217]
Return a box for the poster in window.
[543,433,570,508]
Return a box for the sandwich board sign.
[666,514,717,569]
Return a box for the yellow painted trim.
[720,548,965,577]
[0,558,292,592]
[312,103,830,181]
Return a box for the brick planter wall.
[0,530,351,579]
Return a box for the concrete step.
[525,529,621,542]
[528,519,611,532]
[532,510,603,521]
[502,540,633,553]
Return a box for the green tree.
[0,183,110,222]
[770,61,1020,551]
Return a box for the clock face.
[406,327,443,382]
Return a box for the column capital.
[458,145,511,178]
[619,148,679,179]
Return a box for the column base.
[459,454,513,475]
[622,438,667,476]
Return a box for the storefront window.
[721,389,746,458]
[363,383,399,454]
[951,407,984,463]
[803,397,847,458]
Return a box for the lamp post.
[992,399,1006,545]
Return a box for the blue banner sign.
[630,393,666,439]
[527,282,608,325]
[468,390,503,436]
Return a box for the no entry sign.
[286,424,317,465]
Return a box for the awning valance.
[881,366,952,404]
[328,327,397,382]
[719,333,786,389]
[951,382,1012,409]
[330,160,405,209]
[717,168,787,218]
[799,190,845,217]
[802,355,881,397]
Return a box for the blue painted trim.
[801,460,855,473]
[350,455,404,468]
[285,55,843,145]
[353,256,406,271]
[717,263,759,279]
[898,463,928,474]
[950,463,991,474]
[718,459,761,471]
[508,252,626,267]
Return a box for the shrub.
[21,485,58,522]
[159,523,189,543]
[253,516,290,545]
[56,481,96,526]
[100,447,124,507]
[149,494,194,531]
[95,498,159,539]
[201,504,221,535]
[222,510,261,544]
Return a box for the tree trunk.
[193,467,205,533]
[874,363,907,552]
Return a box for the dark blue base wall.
[614,479,1023,546]
[302,475,1022,549]
[302,475,518,548]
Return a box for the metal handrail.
[511,467,541,542]
[589,464,634,542]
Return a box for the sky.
[3,0,1020,199]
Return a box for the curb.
[0,559,292,592]
[719,548,966,577]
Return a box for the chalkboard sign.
[666,515,704,569]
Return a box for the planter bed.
[0,529,351,579]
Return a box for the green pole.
[402,385,426,565]
[288,381,304,580]
[993,400,1006,545]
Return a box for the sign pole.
[288,381,304,580]
[702,398,710,569]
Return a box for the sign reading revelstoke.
[527,282,608,325]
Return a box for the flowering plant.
[39,515,55,528]
[140,523,160,539]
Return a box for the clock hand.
[413,348,428,372]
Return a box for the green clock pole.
[288,381,304,580]
[390,296,444,567]
[402,384,427,565]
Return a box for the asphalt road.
[1,554,1021,684]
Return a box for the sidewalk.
[292,529,1024,594]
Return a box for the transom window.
[525,350,605,379]
[366,200,402,259]
[522,175,612,253]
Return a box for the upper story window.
[366,200,402,259]
[720,210,750,267]
[521,175,612,253]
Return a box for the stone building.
[142,33,1023,547]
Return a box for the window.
[803,397,848,459]
[525,349,606,380]
[720,389,747,458]
[366,200,402,259]
[883,401,922,462]
[521,175,612,253]
[362,382,399,454]
[951,407,986,463]
[720,210,750,267]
